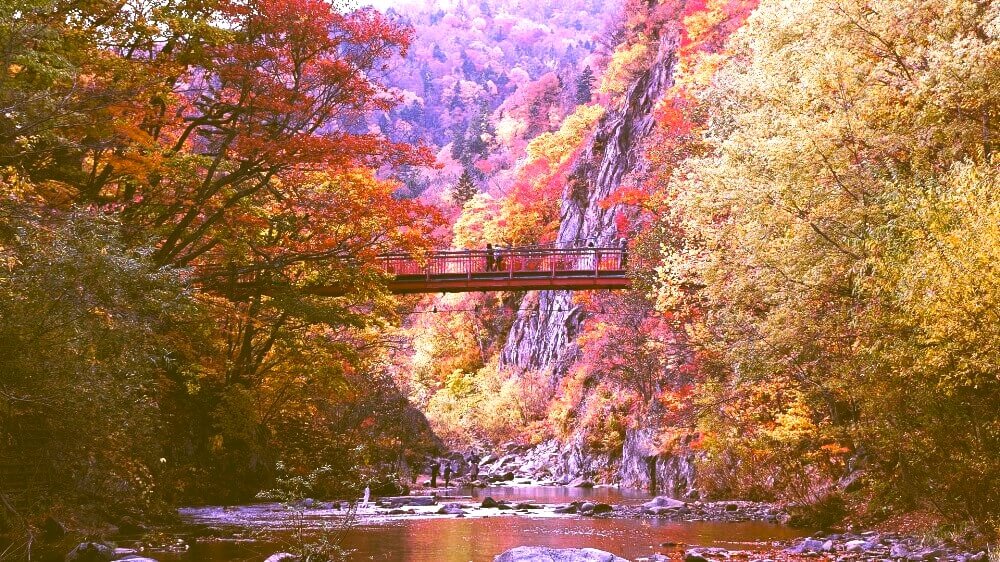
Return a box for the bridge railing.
[378,247,631,278]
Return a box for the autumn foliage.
[1,0,442,543]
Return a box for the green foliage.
[575,66,595,104]
[0,177,196,535]
[649,0,1000,530]
[257,463,355,562]
[451,169,479,207]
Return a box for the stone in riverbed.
[591,503,613,515]
[66,542,114,562]
[495,547,629,561]
[568,477,595,488]
[890,543,911,558]
[514,502,541,510]
[437,503,467,515]
[554,504,578,514]
[43,516,67,540]
[643,497,687,510]
[384,495,436,507]
[845,540,870,552]
[481,497,500,508]
[683,550,710,562]
[264,554,300,562]
[787,538,828,554]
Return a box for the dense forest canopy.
[1,0,999,555]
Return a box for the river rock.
[495,547,629,562]
[116,557,159,562]
[787,538,828,554]
[66,542,115,562]
[481,497,499,508]
[592,503,613,515]
[683,550,710,562]
[384,495,436,507]
[437,503,466,515]
[43,516,67,540]
[891,544,911,558]
[643,497,687,510]
[569,477,595,488]
[515,502,541,510]
[264,554,300,562]
[845,540,870,552]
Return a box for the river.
[157,486,810,561]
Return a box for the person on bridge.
[619,239,629,269]
[485,243,496,272]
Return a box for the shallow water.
[465,484,652,505]
[163,517,807,561]
[161,487,810,561]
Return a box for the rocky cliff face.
[501,31,678,374]
[497,28,698,496]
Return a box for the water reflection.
[164,487,810,562]
[462,484,652,505]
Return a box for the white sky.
[353,0,426,10]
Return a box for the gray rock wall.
[619,428,697,497]
[495,28,692,494]
[500,31,679,375]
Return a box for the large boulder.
[642,497,686,510]
[437,503,467,515]
[495,547,629,562]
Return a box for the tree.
[0,0,444,533]
[452,169,479,207]
[647,0,1000,524]
[575,66,595,104]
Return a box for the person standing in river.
[469,454,480,482]
[430,460,440,488]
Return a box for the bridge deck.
[312,246,635,295]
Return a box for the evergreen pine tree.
[449,81,465,110]
[465,102,493,159]
[451,168,478,207]
[576,66,595,104]
[450,123,467,162]
[432,43,447,62]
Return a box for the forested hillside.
[1,0,444,540]
[2,0,999,557]
[389,0,1000,534]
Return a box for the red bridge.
[313,246,635,295]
